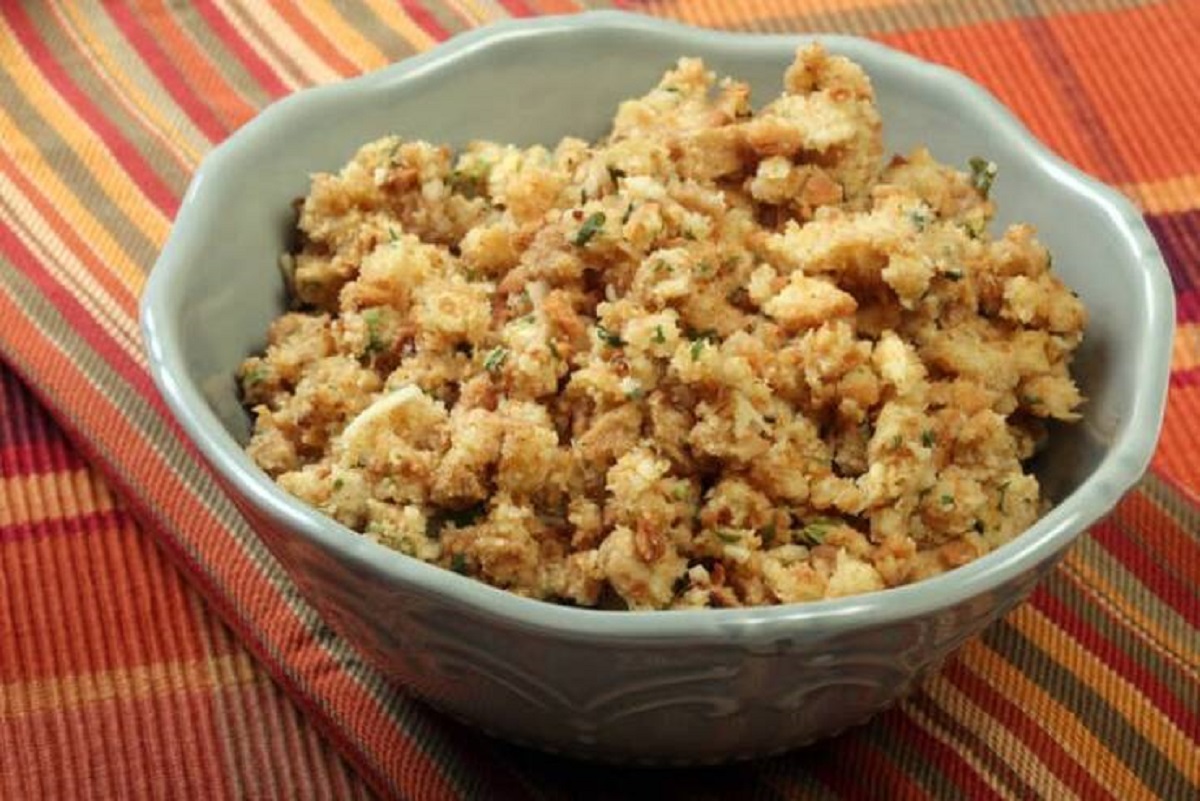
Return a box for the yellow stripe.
[231,0,341,86]
[0,469,115,529]
[1119,173,1200,215]
[361,0,438,52]
[961,641,1157,800]
[53,0,206,166]
[447,0,501,26]
[0,16,171,245]
[0,654,264,718]
[301,1,390,71]
[645,0,920,27]
[1065,542,1200,673]
[922,677,1076,800]
[1172,323,1199,373]
[0,107,148,293]
[900,697,1018,800]
[0,181,143,353]
[1010,606,1200,784]
[209,0,303,91]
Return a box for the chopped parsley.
[759,523,777,547]
[690,339,707,361]
[940,494,955,506]
[921,429,936,448]
[547,339,561,360]
[652,325,666,345]
[243,366,268,387]
[595,324,625,348]
[672,484,689,501]
[1021,394,1042,406]
[450,553,470,574]
[483,346,508,372]
[891,434,903,450]
[716,530,740,544]
[388,226,400,243]
[968,157,998,198]
[332,477,344,491]
[363,309,388,354]
[573,212,606,246]
[622,203,635,225]
[653,260,671,274]
[624,385,645,401]
[909,208,932,231]
[799,518,837,546]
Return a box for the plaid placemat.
[1,2,1197,799]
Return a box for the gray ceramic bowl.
[141,12,1173,763]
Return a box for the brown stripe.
[983,617,1194,798]
[329,0,425,62]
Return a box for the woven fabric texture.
[0,2,1197,799]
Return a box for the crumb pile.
[239,45,1086,610]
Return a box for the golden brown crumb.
[239,44,1086,610]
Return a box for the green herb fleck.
[332,478,344,491]
[653,260,671,274]
[759,524,777,547]
[891,434,903,450]
[968,156,997,198]
[388,226,400,243]
[695,261,712,276]
[940,494,955,506]
[690,338,706,361]
[909,208,932,231]
[662,85,682,94]
[547,339,561,360]
[653,325,666,345]
[450,553,470,575]
[244,366,268,387]
[799,518,837,546]
[595,324,625,348]
[672,483,689,501]
[943,269,964,282]
[716,530,740,544]
[483,346,508,372]
[998,480,1011,512]
[921,429,936,448]
[683,230,697,241]
[363,309,388,354]
[624,386,645,401]
[607,165,626,183]
[1022,394,1042,406]
[622,203,635,225]
[574,212,606,246]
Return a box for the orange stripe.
[0,152,141,319]
[0,469,111,528]
[134,0,258,130]
[1047,3,1200,182]
[294,1,390,72]
[268,0,361,77]
[1063,544,1200,675]
[1173,323,1200,373]
[219,0,339,86]
[1154,383,1200,491]
[360,0,438,52]
[1009,606,1200,783]
[51,0,203,170]
[960,641,1157,800]
[0,27,170,245]
[1114,493,1200,586]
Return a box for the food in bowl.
[237,44,1086,611]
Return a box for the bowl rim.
[141,10,1175,642]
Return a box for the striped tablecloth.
[1,2,1196,798]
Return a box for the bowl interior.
[158,20,1158,529]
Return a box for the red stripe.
[0,442,82,477]
[0,294,464,801]
[0,225,163,411]
[3,3,178,217]
[495,0,536,17]
[1170,366,1200,388]
[1030,585,1200,740]
[399,0,450,41]
[1090,519,1200,628]
[881,706,1001,799]
[942,658,1118,799]
[192,0,289,99]
[103,0,229,142]
[0,149,140,317]
[0,508,127,544]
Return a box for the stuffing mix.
[238,45,1086,610]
